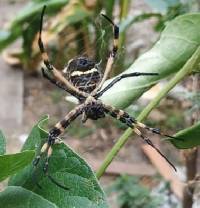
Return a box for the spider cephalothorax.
[34,5,179,190]
[83,98,105,121]
[63,57,102,95]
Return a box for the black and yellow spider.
[34,5,177,188]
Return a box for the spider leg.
[41,67,67,91]
[33,104,84,189]
[92,14,119,94]
[95,72,159,98]
[103,104,177,171]
[38,5,88,98]
[134,128,177,171]
[41,67,83,100]
[38,5,53,71]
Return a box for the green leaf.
[101,13,200,108]
[170,120,200,149]
[0,186,58,208]
[0,150,35,182]
[0,130,6,155]
[9,117,109,208]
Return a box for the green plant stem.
[96,46,200,179]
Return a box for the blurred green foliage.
[2,0,199,74]
[0,131,35,182]
[106,175,162,208]
[145,0,200,31]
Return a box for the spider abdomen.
[64,57,102,94]
[70,71,101,93]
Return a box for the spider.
[33,5,177,189]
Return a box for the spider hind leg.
[134,128,176,171]
[135,121,177,140]
[103,104,177,171]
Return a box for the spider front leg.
[38,5,88,98]
[95,72,159,98]
[33,104,84,175]
[103,104,177,171]
[92,14,119,94]
[41,67,68,92]
[41,67,83,100]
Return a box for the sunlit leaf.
[101,13,200,108]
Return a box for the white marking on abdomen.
[71,68,98,76]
